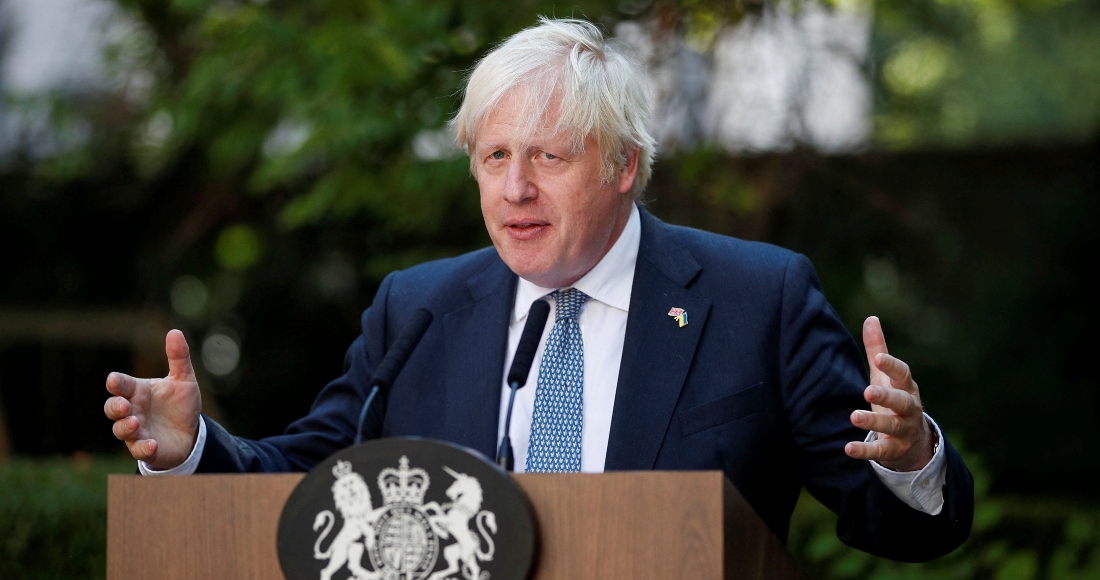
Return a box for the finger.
[165,330,197,381]
[851,409,907,435]
[112,416,141,441]
[127,439,158,461]
[104,396,131,420]
[863,385,919,416]
[873,353,918,394]
[106,372,138,398]
[849,409,910,435]
[862,316,889,386]
[845,439,898,462]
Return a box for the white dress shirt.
[144,204,947,514]
[496,205,640,473]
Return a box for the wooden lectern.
[108,471,803,579]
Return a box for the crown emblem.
[378,456,430,505]
[331,460,354,479]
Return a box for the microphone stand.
[498,380,522,471]
[353,308,434,446]
[497,299,551,470]
[355,385,381,445]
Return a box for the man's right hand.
[104,329,202,470]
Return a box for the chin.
[502,260,558,287]
[507,263,550,285]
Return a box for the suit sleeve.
[777,253,973,562]
[195,273,395,473]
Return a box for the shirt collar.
[512,203,640,323]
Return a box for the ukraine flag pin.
[667,307,688,327]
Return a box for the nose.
[502,157,537,204]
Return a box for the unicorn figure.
[423,467,498,580]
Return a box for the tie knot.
[552,288,589,321]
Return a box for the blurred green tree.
[872,0,1100,148]
[47,0,1094,246]
[99,0,732,265]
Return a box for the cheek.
[577,182,619,225]
[477,176,501,211]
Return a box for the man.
[104,18,972,561]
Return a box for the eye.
[490,150,506,160]
[542,151,557,160]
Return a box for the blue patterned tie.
[526,288,589,472]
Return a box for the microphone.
[355,308,434,444]
[497,299,551,470]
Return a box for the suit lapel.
[442,258,517,459]
[605,208,711,470]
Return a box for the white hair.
[452,17,657,197]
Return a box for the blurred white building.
[0,0,130,159]
[619,2,872,154]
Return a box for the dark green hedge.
[0,455,133,580]
[788,447,1100,579]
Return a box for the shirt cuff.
[137,416,207,476]
[867,413,946,515]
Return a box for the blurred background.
[0,0,1097,577]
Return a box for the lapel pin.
[667,307,688,327]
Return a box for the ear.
[617,148,639,194]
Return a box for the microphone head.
[506,299,551,387]
[371,308,434,392]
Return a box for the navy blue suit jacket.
[198,207,973,561]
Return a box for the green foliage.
[100,0,768,244]
[214,223,263,270]
[115,0,638,237]
[873,0,1100,148]
[0,455,136,580]
[16,0,1097,228]
[788,446,1100,579]
[672,147,758,213]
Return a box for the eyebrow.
[477,142,556,154]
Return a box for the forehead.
[473,88,574,151]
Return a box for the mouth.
[503,219,550,241]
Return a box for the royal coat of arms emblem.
[310,456,498,580]
[278,438,534,580]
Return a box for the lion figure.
[313,463,385,580]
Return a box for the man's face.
[473,91,637,289]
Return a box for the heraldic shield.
[278,438,536,580]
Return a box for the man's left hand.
[844,316,934,472]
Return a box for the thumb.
[862,316,889,386]
[165,329,197,381]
